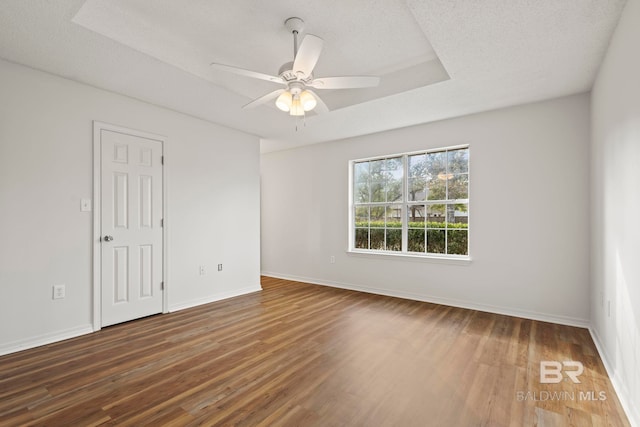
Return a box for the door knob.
[104,235,114,242]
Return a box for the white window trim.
[347,144,471,262]
[346,249,472,264]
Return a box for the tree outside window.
[352,146,469,256]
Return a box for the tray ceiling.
[0,0,628,152]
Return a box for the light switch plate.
[80,198,92,212]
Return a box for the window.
[351,146,469,257]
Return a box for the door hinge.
[161,155,164,165]
[160,218,164,227]
[161,281,164,291]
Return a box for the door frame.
[92,121,169,331]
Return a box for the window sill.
[346,250,472,265]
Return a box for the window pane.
[370,180,384,202]
[355,206,369,227]
[370,228,385,250]
[386,157,402,174]
[407,205,425,227]
[426,151,446,178]
[446,204,456,224]
[427,229,446,254]
[386,229,402,251]
[426,204,445,227]
[448,174,468,200]
[370,159,384,175]
[448,148,469,174]
[447,230,468,255]
[408,155,426,201]
[408,154,426,177]
[449,203,468,226]
[386,206,401,228]
[370,206,385,228]
[354,181,370,203]
[354,162,369,182]
[385,157,403,202]
[408,229,425,252]
[385,179,402,202]
[355,228,369,249]
[408,178,425,201]
[385,177,402,202]
[426,175,446,200]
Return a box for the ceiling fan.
[210,17,380,116]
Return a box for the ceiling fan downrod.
[284,17,305,59]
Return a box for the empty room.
[0,0,638,426]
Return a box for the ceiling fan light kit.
[210,17,380,121]
[276,85,317,115]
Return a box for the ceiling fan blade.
[242,89,285,109]
[309,76,380,89]
[293,34,323,77]
[211,63,284,84]
[307,90,329,114]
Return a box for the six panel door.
[100,129,163,327]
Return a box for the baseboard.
[0,286,262,357]
[261,271,590,328]
[589,327,639,427]
[168,285,262,313]
[0,324,94,357]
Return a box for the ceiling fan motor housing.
[278,61,312,84]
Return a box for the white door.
[100,129,164,327]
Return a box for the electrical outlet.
[53,284,65,300]
[199,265,206,276]
[80,198,92,212]
[330,255,335,264]
[217,264,223,272]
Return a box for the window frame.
[348,144,470,261]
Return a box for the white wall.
[262,94,591,325]
[0,59,261,354]
[590,0,640,424]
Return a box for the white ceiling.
[0,0,627,152]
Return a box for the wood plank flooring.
[0,276,630,426]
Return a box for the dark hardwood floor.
[0,276,630,426]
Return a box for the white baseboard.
[261,271,590,328]
[0,286,262,357]
[589,327,639,427]
[168,285,262,313]
[0,324,94,357]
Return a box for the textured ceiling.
[0,0,628,152]
[71,0,449,112]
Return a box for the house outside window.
[350,146,469,257]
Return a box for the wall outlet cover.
[80,198,92,212]
[53,284,66,299]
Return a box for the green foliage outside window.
[352,147,469,256]
[354,222,468,255]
